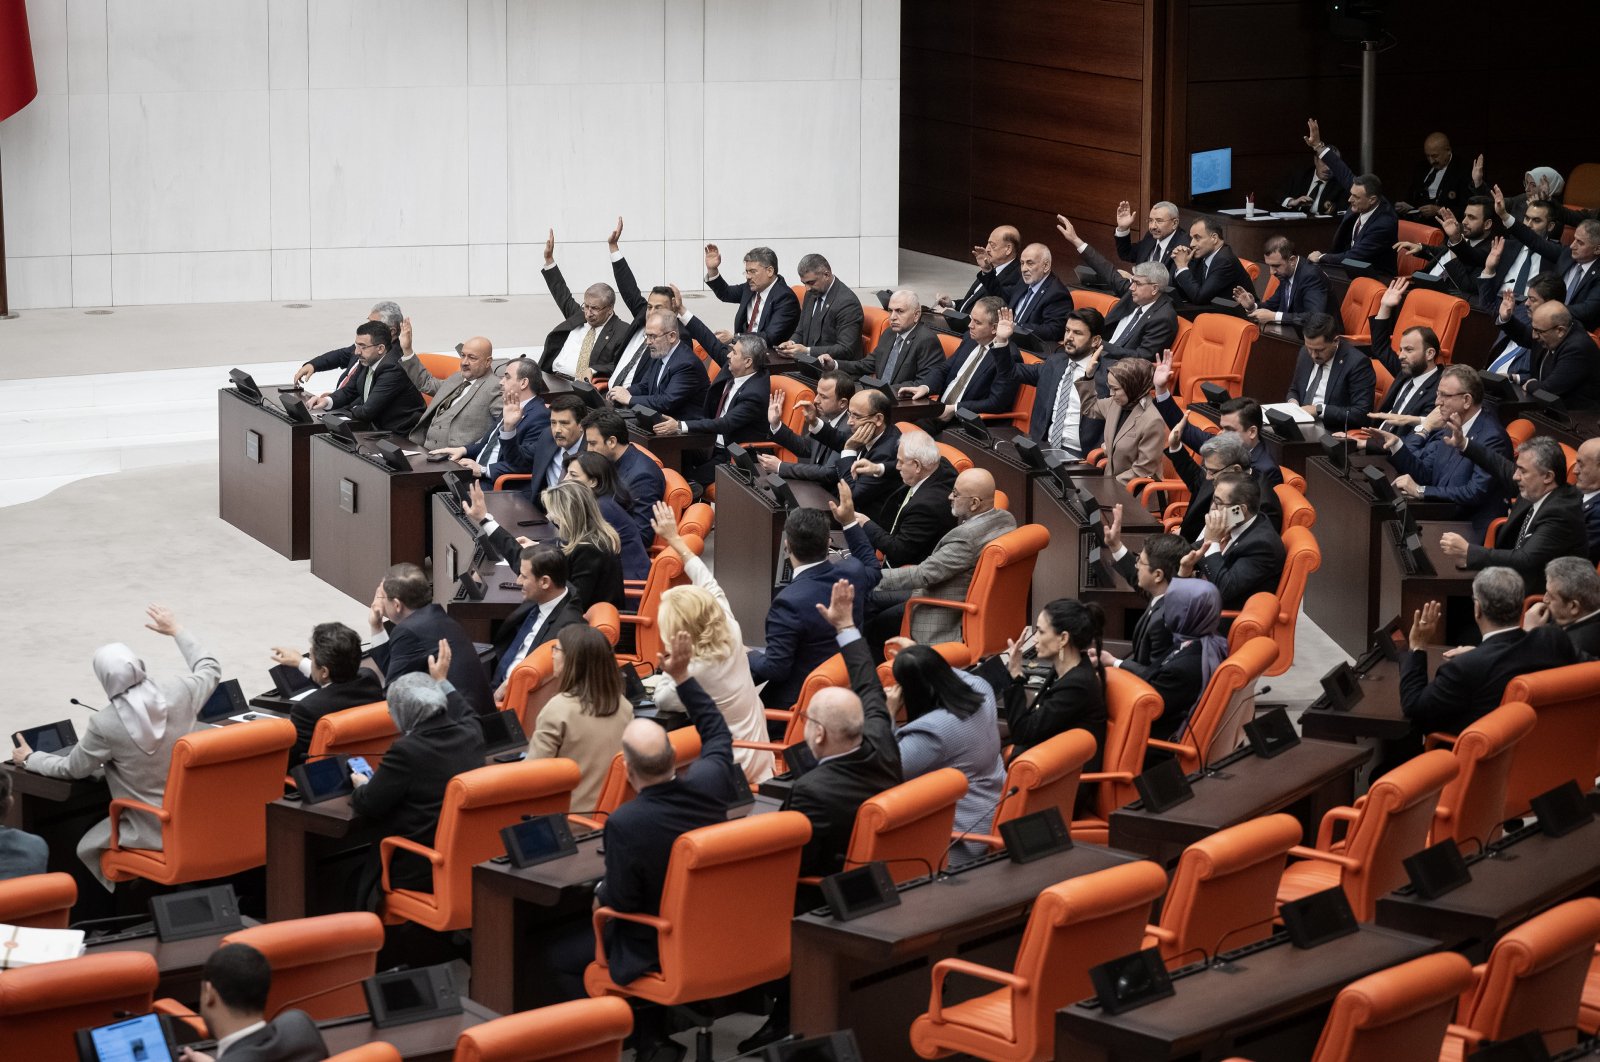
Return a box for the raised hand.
[1436,207,1460,243]
[1491,184,1509,222]
[1104,503,1125,553]
[428,638,452,683]
[815,579,857,631]
[660,629,696,685]
[144,605,181,637]
[829,480,858,526]
[971,244,993,270]
[995,305,1015,345]
[1484,236,1505,274]
[1472,153,1484,187]
[668,282,684,314]
[768,389,787,430]
[1152,349,1175,394]
[1408,599,1443,651]
[465,480,489,523]
[501,390,524,430]
[1178,546,1202,579]
[704,243,721,275]
[1054,214,1079,245]
[398,316,414,356]
[607,216,623,252]
[1004,633,1027,678]
[1304,118,1323,152]
[650,499,684,548]
[1380,277,1409,312]
[1115,200,1136,230]
[1166,418,1185,452]
[543,228,555,266]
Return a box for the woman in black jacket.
[540,480,626,611]
[1001,599,1108,796]
[1094,578,1228,743]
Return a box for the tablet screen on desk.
[198,679,248,722]
[16,719,77,755]
[289,756,352,803]
[78,1012,176,1062]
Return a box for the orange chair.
[0,872,76,929]
[381,759,582,932]
[102,718,295,885]
[1145,814,1302,966]
[416,352,461,381]
[1168,316,1193,375]
[0,951,160,1062]
[1371,357,1393,411]
[224,913,384,1021]
[1505,418,1536,447]
[1568,164,1600,209]
[1498,661,1600,818]
[1340,278,1388,345]
[982,350,1042,430]
[862,306,891,351]
[1396,219,1445,278]
[660,467,692,517]
[1147,636,1278,774]
[908,860,1169,1062]
[1282,466,1307,493]
[1240,257,1262,284]
[677,501,714,540]
[584,813,812,1057]
[817,768,968,885]
[505,604,623,725]
[571,726,702,832]
[936,332,961,360]
[1427,701,1537,849]
[1442,897,1600,1060]
[454,997,633,1062]
[1396,289,1469,363]
[1227,592,1278,654]
[969,729,1096,852]
[615,533,701,675]
[1074,668,1164,844]
[1274,481,1316,530]
[327,1046,402,1062]
[1276,749,1458,921]
[1172,313,1258,405]
[937,441,974,474]
[306,702,396,767]
[1222,524,1318,678]
[739,652,851,776]
[744,376,815,462]
[901,524,1050,658]
[1072,289,1119,318]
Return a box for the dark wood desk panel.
[627,422,717,474]
[218,387,324,560]
[945,428,1045,526]
[1053,926,1436,1061]
[1177,212,1342,272]
[1302,456,1391,657]
[1030,478,1154,639]
[1,763,110,881]
[1377,517,1481,648]
[309,435,453,602]
[1450,308,1501,369]
[714,468,836,647]
[90,921,259,1007]
[1261,421,1336,476]
[1299,649,1450,749]
[1107,740,1369,866]
[432,492,557,642]
[265,796,381,921]
[319,999,498,1062]
[793,845,1149,1062]
[1242,325,1301,406]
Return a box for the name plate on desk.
[245,429,261,463]
[339,478,357,514]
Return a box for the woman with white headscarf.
[10,606,220,890]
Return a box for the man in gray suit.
[860,468,1018,655]
[405,336,503,450]
[179,943,328,1062]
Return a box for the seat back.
[585,603,621,647]
[1432,701,1538,849]
[991,729,1097,839]
[1334,749,1458,920]
[1240,257,1261,283]
[1274,482,1316,530]
[654,812,813,1000]
[660,468,693,518]
[308,702,397,765]
[936,441,974,474]
[1086,668,1164,822]
[0,951,160,1062]
[1506,418,1537,447]
[936,332,961,359]
[1174,313,1258,404]
[954,524,1051,658]
[1154,814,1302,964]
[1500,661,1600,818]
[0,872,76,929]
[589,727,702,822]
[416,352,461,381]
[676,501,714,540]
[764,376,816,462]
[1169,316,1193,373]
[1169,637,1278,773]
[506,643,559,730]
[1339,278,1387,337]
[225,913,385,1021]
[862,306,891,351]
[1397,289,1469,362]
[1072,290,1119,317]
[1309,952,1474,1062]
[1395,220,1445,278]
[620,536,697,667]
[1227,592,1279,654]
[1460,897,1600,1054]
[1263,525,1321,677]
[845,768,968,882]
[454,997,634,1062]
[1371,357,1393,410]
[1568,164,1600,209]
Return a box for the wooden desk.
[1053,925,1437,1061]
[1241,324,1301,406]
[792,844,1149,1062]
[319,999,498,1062]
[1376,816,1600,958]
[1302,455,1392,657]
[309,434,454,602]
[627,421,717,474]
[1450,307,1502,369]
[265,795,382,921]
[1299,648,1452,754]
[713,467,836,645]
[1261,421,1336,475]
[1377,516,1481,648]
[1107,740,1369,866]
[218,387,324,560]
[431,491,556,642]
[944,428,1046,526]
[90,921,259,1007]
[1030,477,1155,637]
[0,763,110,880]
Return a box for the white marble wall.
[1,0,899,309]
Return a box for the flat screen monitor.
[1191,148,1232,197]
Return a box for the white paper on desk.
[1216,208,1253,216]
[0,925,85,969]
[1261,402,1316,424]
[1272,211,1309,219]
[402,449,422,456]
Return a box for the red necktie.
[747,291,762,333]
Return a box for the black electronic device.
[762,1030,863,1062]
[323,416,359,446]
[151,884,243,942]
[1362,464,1396,502]
[1402,839,1472,900]
[457,569,488,601]
[1530,780,1595,838]
[499,814,578,869]
[998,807,1072,864]
[1319,434,1350,475]
[1403,530,1429,572]
[1199,382,1231,407]
[1369,615,1407,662]
[287,756,354,804]
[874,289,892,310]
[942,310,970,335]
[268,663,317,698]
[1010,327,1047,355]
[1243,706,1300,758]
[362,964,463,1028]
[1478,372,1519,405]
[198,679,249,723]
[1465,1031,1554,1062]
[857,375,893,399]
[476,709,527,755]
[228,369,262,402]
[374,440,412,472]
[1011,435,1047,470]
[570,378,604,409]
[953,407,991,445]
[727,442,760,476]
[764,474,799,509]
[1279,886,1358,948]
[1318,661,1364,711]
[1398,500,1420,540]
[632,405,664,430]
[14,719,78,755]
[1133,757,1194,813]
[279,389,315,424]
[76,1012,179,1062]
[819,861,901,922]
[443,470,474,510]
[1264,409,1304,441]
[782,741,818,778]
[1088,947,1176,1015]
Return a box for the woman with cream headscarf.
[10,606,220,890]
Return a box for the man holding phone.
[1180,472,1285,610]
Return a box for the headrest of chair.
[1183,813,1301,879]
[1009,729,1098,788]
[674,811,812,871]
[225,912,385,965]
[1455,702,1537,758]
[1489,897,1600,977]
[1333,952,1473,1025]
[456,998,634,1062]
[860,768,968,830]
[0,951,159,1012]
[1224,636,1280,678]
[1503,660,1600,706]
[179,716,295,765]
[1037,860,1168,927]
[667,727,703,763]
[1368,748,1458,809]
[452,759,582,809]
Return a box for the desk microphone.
[69,697,102,712]
[938,786,1020,874]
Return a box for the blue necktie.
[493,608,543,684]
[1016,285,1037,320]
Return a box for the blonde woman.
[528,625,633,810]
[540,479,625,611]
[1075,353,1166,484]
[649,502,773,785]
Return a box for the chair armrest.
[592,905,671,933]
[568,815,605,832]
[618,614,654,630]
[978,411,1029,427]
[1287,844,1361,870]
[1144,924,1178,945]
[493,473,531,491]
[1444,1025,1485,1053]
[731,740,788,755]
[107,798,171,850]
[379,835,444,893]
[799,875,823,887]
[928,958,1029,1022]
[1079,771,1135,784]
[1145,738,1197,773]
[905,596,978,624]
[153,998,208,1039]
[1423,731,1460,751]
[1314,806,1360,850]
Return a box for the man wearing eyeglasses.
[1503,300,1600,409]
[1161,429,1282,545]
[1054,214,1179,399]
[606,309,709,420]
[309,320,425,433]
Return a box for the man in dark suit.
[1478,196,1564,313]
[606,309,710,420]
[1019,307,1101,458]
[182,943,328,1062]
[272,622,385,767]
[1149,354,1283,489]
[524,393,589,502]
[921,296,1019,433]
[825,289,944,395]
[1495,189,1600,329]
[1528,556,1600,658]
[583,408,664,544]
[293,299,403,386]
[1169,218,1252,308]
[1303,120,1399,275]
[433,357,546,486]
[1400,568,1577,735]
[1375,365,1512,539]
[1503,301,1600,409]
[749,507,878,708]
[309,321,425,433]
[704,244,799,346]
[777,253,865,366]
[1165,431,1284,545]
[467,529,585,700]
[761,370,855,471]
[774,387,903,521]
[539,228,629,378]
[663,319,771,488]
[1399,198,1497,291]
[606,217,677,385]
[1104,510,1187,668]
[1184,473,1286,609]
[936,225,1025,313]
[1285,312,1376,431]
[1056,214,1180,397]
[1236,236,1331,327]
[1277,152,1346,216]
[1437,432,1588,595]
[1006,243,1074,343]
[1394,131,1474,221]
[1366,279,1441,435]
[1573,438,1600,563]
[855,431,958,568]
[366,562,495,715]
[1113,199,1190,274]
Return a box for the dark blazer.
[1003,659,1105,772]
[862,460,960,567]
[1504,218,1600,329]
[1461,442,1589,593]
[370,604,495,715]
[327,349,426,434]
[784,634,903,878]
[707,274,800,345]
[1197,514,1287,610]
[1370,315,1439,430]
[1171,244,1253,307]
[1503,317,1600,409]
[0,826,48,882]
[772,412,849,466]
[611,254,651,322]
[598,675,737,985]
[1116,228,1191,274]
[1113,553,1173,666]
[540,264,630,376]
[599,494,649,582]
[350,712,486,894]
[307,344,359,376]
[1400,625,1577,734]
[952,261,1027,312]
[941,337,1019,415]
[1564,612,1600,658]
[467,397,547,484]
[1009,273,1074,343]
[1585,492,1600,565]
[1410,238,1492,295]
[623,342,710,419]
[1155,393,1285,491]
[213,1010,329,1062]
[1018,353,1090,447]
[489,590,587,686]
[1319,149,1400,274]
[616,444,667,543]
[1169,442,1284,544]
[1285,338,1376,431]
[288,670,386,767]
[1278,164,1347,215]
[1258,257,1332,326]
[750,524,877,708]
[792,280,865,362]
[1077,241,1180,393]
[857,322,945,391]
[1405,157,1474,215]
[1122,639,1208,743]
[1388,410,1512,538]
[798,423,904,521]
[566,543,626,612]
[678,315,771,443]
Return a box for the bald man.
[831,289,945,394]
[1506,300,1600,409]
[1396,131,1473,221]
[1571,437,1600,563]
[863,467,1019,652]
[938,224,1026,313]
[539,229,631,378]
[1007,242,1073,343]
[406,336,503,449]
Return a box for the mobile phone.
[348,756,372,777]
[426,453,449,462]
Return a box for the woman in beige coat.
[527,624,632,811]
[1076,354,1167,484]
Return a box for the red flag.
[0,0,37,123]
